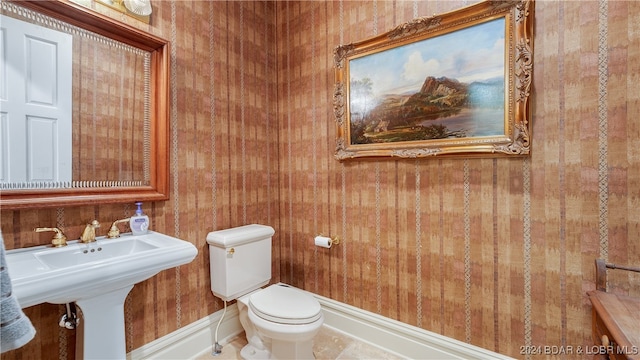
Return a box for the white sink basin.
[6,231,197,308]
[35,238,158,269]
[5,231,197,360]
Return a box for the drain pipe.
[59,303,79,330]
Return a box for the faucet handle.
[107,218,130,239]
[34,227,68,247]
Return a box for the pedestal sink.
[5,231,197,360]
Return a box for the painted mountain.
[350,76,504,144]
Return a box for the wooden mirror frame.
[1,0,169,209]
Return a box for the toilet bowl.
[237,284,324,360]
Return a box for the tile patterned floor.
[199,325,402,360]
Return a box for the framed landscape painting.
[333,0,533,160]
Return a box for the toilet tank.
[206,224,275,301]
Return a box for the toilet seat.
[249,285,322,325]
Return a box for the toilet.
[207,224,324,360]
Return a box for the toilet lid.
[249,285,322,325]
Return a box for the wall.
[273,0,640,359]
[1,1,639,360]
[1,1,278,359]
[72,33,147,182]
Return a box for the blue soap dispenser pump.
[130,202,150,235]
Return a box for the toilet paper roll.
[314,235,332,248]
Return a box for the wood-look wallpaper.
[1,1,639,360]
[72,35,147,183]
[274,1,639,359]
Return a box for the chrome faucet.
[107,218,130,239]
[80,220,101,243]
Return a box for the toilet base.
[240,343,270,360]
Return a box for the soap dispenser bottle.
[129,202,150,235]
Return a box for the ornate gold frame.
[333,0,533,160]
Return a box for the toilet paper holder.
[317,234,340,246]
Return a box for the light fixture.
[123,0,152,16]
[94,0,151,23]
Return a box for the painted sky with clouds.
[349,18,505,98]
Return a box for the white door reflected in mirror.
[1,15,72,185]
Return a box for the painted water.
[421,108,504,137]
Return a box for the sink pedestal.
[75,285,134,360]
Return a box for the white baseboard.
[314,293,514,360]
[127,303,243,360]
[128,285,513,360]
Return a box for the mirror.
[0,0,169,209]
